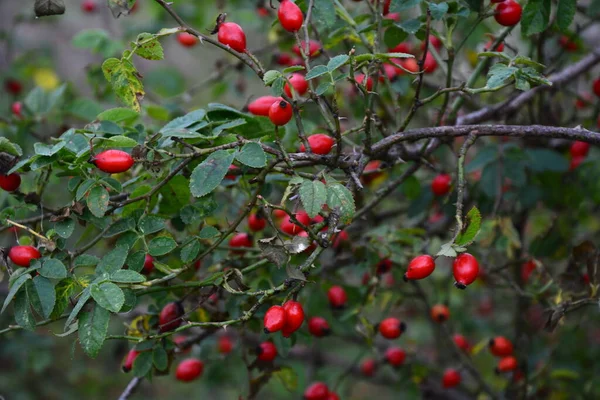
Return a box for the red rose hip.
[278,0,304,32]
[300,134,335,155]
[248,213,267,232]
[431,173,451,196]
[175,358,204,382]
[494,0,522,26]
[268,100,293,125]
[282,300,305,336]
[304,382,329,400]
[93,150,134,174]
[430,304,450,322]
[284,73,309,97]
[404,254,435,280]
[142,254,154,274]
[256,341,277,361]
[177,32,198,47]
[0,173,21,192]
[385,347,406,366]
[158,302,184,332]
[327,285,347,308]
[248,96,281,116]
[496,356,518,373]
[308,316,331,337]
[217,22,247,53]
[122,349,139,372]
[264,305,287,333]
[442,368,461,388]
[489,336,513,357]
[8,245,41,267]
[453,253,479,289]
[379,317,406,339]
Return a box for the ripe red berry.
[384,12,400,21]
[375,258,392,275]
[177,32,198,47]
[520,260,537,283]
[453,253,480,289]
[385,347,406,366]
[122,349,139,372]
[308,316,331,337]
[496,356,518,373]
[256,341,277,361]
[217,336,233,354]
[484,39,505,52]
[453,334,471,352]
[175,358,204,382]
[8,245,41,267]
[142,254,154,275]
[0,173,21,192]
[431,173,451,196]
[362,160,383,184]
[284,73,309,97]
[379,317,405,339]
[442,368,461,388]
[404,254,435,280]
[558,36,578,52]
[93,150,134,174]
[268,100,293,125]
[494,0,522,26]
[11,101,23,117]
[194,259,202,270]
[327,285,347,308]
[423,52,438,73]
[299,134,335,155]
[382,0,391,14]
[489,336,513,357]
[275,53,293,66]
[355,73,374,91]
[217,22,247,53]
[81,0,96,12]
[360,358,377,376]
[278,0,304,32]
[327,393,340,400]
[430,304,450,323]
[570,141,590,158]
[292,40,321,58]
[174,336,191,354]
[390,42,412,54]
[282,300,305,337]
[280,216,302,235]
[332,230,349,249]
[158,302,184,332]
[248,96,281,116]
[225,164,239,180]
[257,6,270,17]
[248,213,267,232]
[304,382,329,400]
[593,78,600,97]
[229,232,252,253]
[4,79,22,95]
[264,305,287,333]
[421,35,442,51]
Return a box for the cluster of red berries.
[304,381,340,400]
[489,336,519,373]
[263,300,305,337]
[403,252,480,289]
[247,96,293,126]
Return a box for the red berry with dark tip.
[158,302,184,332]
[218,336,233,354]
[304,382,329,400]
[282,300,305,336]
[8,245,41,267]
[284,73,309,97]
[494,0,522,26]
[489,336,513,357]
[360,358,376,376]
[327,285,347,308]
[430,304,450,323]
[453,253,479,289]
[248,96,281,116]
[264,305,287,333]
[94,150,134,174]
[379,317,405,339]
[278,0,304,32]
[442,368,461,388]
[385,347,406,366]
[229,232,252,254]
[431,173,451,196]
[404,255,435,280]
[0,173,21,192]
[122,349,139,372]
[175,359,204,382]
[217,22,247,53]
[142,254,154,274]
[248,213,267,232]
[177,32,198,47]
[299,134,335,155]
[256,341,277,361]
[496,356,518,373]
[453,334,471,352]
[308,316,331,337]
[268,100,293,125]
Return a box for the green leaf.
[54,218,75,239]
[2,274,31,313]
[263,70,282,86]
[39,258,68,280]
[326,183,355,224]
[428,2,448,19]
[486,64,517,89]
[159,109,206,133]
[133,351,153,377]
[315,81,332,96]
[138,215,165,235]
[87,185,109,218]
[97,107,139,124]
[78,305,110,358]
[34,141,66,156]
[148,236,177,256]
[65,287,91,329]
[158,175,191,215]
[327,55,349,72]
[384,26,408,49]
[110,270,146,283]
[14,291,35,331]
[521,0,551,36]
[104,135,138,148]
[466,145,498,173]
[282,66,305,74]
[397,19,422,35]
[189,150,236,197]
[90,282,125,313]
[590,0,600,16]
[460,0,482,12]
[33,276,56,319]
[126,251,146,273]
[236,143,266,168]
[153,346,168,371]
[305,65,330,80]
[198,226,220,239]
[312,0,336,28]
[273,366,298,391]
[180,239,201,263]
[96,245,129,275]
[135,32,164,60]
[526,149,569,172]
[299,180,327,219]
[51,278,76,319]
[455,206,482,246]
[436,241,457,257]
[102,58,145,112]
[76,179,96,201]
[0,137,23,157]
[104,217,136,238]
[557,0,576,32]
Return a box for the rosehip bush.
[1,0,600,399]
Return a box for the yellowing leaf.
[34,68,60,90]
